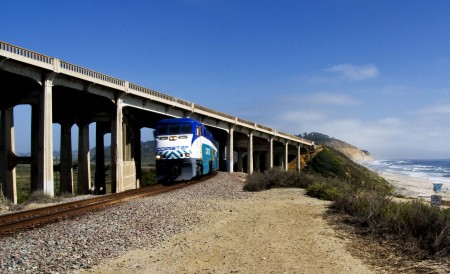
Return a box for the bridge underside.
[0,44,314,204]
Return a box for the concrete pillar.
[227,126,234,172]
[30,104,39,191]
[248,132,253,174]
[268,137,274,169]
[123,122,132,161]
[112,97,123,193]
[77,123,90,194]
[38,77,54,196]
[59,122,73,194]
[95,122,107,194]
[284,142,289,171]
[0,107,17,204]
[134,126,141,187]
[297,145,301,172]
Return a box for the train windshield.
[156,124,193,136]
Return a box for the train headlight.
[178,136,188,139]
[156,155,161,160]
[169,136,177,141]
[185,153,190,157]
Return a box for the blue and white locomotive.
[155,118,219,182]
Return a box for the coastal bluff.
[301,132,373,162]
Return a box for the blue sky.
[2,0,450,159]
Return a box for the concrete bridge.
[0,41,314,203]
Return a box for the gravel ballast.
[0,172,251,273]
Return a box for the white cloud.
[380,84,409,95]
[421,104,450,114]
[309,92,360,106]
[282,92,360,106]
[267,104,450,159]
[278,109,328,123]
[241,87,450,159]
[326,64,379,81]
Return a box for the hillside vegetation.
[304,147,388,191]
[244,146,450,262]
[245,146,390,195]
[301,132,373,161]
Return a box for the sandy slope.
[81,188,373,274]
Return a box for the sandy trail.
[78,170,450,274]
[81,188,373,274]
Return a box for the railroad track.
[0,173,215,236]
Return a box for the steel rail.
[0,174,214,236]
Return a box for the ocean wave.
[365,159,450,183]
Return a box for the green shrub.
[390,201,450,255]
[243,171,271,192]
[27,190,61,203]
[306,182,339,201]
[141,168,157,186]
[243,168,323,192]
[332,193,450,256]
[443,207,450,215]
[331,190,394,226]
[306,147,392,194]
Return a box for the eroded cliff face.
[326,140,373,162]
[301,133,374,162]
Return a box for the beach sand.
[377,172,450,202]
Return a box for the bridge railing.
[1,40,314,146]
[0,41,53,65]
[194,105,236,120]
[128,83,194,108]
[256,124,273,132]
[60,61,125,87]
[129,83,175,101]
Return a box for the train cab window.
[168,125,179,135]
[180,124,192,134]
[196,126,202,136]
[156,125,168,136]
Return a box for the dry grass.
[328,213,450,273]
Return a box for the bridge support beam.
[134,125,141,188]
[297,146,301,171]
[112,97,124,193]
[30,105,39,191]
[226,126,234,172]
[284,142,289,171]
[77,123,90,194]
[60,122,73,194]
[267,137,273,170]
[247,133,254,175]
[38,77,54,197]
[0,107,17,204]
[95,122,108,194]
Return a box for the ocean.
[365,159,450,184]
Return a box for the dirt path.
[83,188,373,274]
